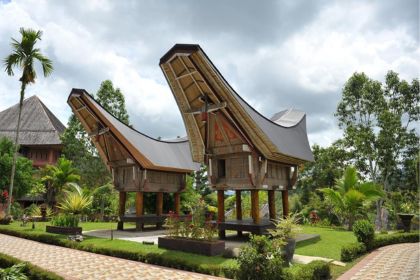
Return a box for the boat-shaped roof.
[68,89,199,173]
[160,44,313,164]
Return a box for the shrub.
[372,232,419,248]
[0,253,63,280]
[237,235,285,280]
[51,214,79,227]
[286,261,331,280]
[341,242,366,262]
[352,220,375,249]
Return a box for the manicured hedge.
[0,252,63,280]
[341,242,366,262]
[341,232,419,262]
[285,261,331,280]
[0,228,237,278]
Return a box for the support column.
[268,190,276,220]
[117,191,126,230]
[235,190,243,237]
[217,190,225,239]
[156,192,164,228]
[251,190,260,224]
[174,192,181,215]
[135,192,144,231]
[281,189,289,218]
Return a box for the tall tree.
[336,71,419,229]
[3,28,53,215]
[336,71,419,189]
[96,80,130,125]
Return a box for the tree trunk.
[348,216,355,231]
[6,82,26,216]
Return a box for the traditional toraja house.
[67,89,199,230]
[160,44,314,237]
[0,95,65,168]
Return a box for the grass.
[0,221,236,269]
[0,221,361,278]
[295,225,357,260]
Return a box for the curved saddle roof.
[160,44,313,164]
[68,89,199,173]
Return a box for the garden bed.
[46,225,82,235]
[158,237,225,256]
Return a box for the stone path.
[338,243,419,280]
[0,234,225,280]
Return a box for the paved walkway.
[338,243,419,280]
[0,234,225,280]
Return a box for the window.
[218,159,226,178]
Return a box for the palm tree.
[321,166,384,230]
[3,28,53,215]
[41,157,80,206]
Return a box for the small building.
[67,89,199,230]
[160,44,314,237]
[0,95,65,168]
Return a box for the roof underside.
[0,95,65,146]
[160,44,313,164]
[67,89,199,173]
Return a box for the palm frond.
[320,188,345,210]
[342,166,358,191]
[358,182,384,200]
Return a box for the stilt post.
[281,189,289,218]
[268,190,276,220]
[117,191,127,230]
[135,192,144,231]
[217,190,226,238]
[235,190,243,237]
[251,190,260,224]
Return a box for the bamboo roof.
[0,95,65,146]
[67,89,199,173]
[160,44,313,165]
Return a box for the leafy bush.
[286,261,331,280]
[269,213,302,245]
[237,235,285,280]
[341,242,366,262]
[57,183,92,215]
[0,252,63,280]
[372,232,419,248]
[341,232,419,261]
[11,202,24,219]
[51,214,79,227]
[352,219,374,249]
[0,262,28,280]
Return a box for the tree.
[321,166,384,230]
[336,71,419,229]
[41,157,80,206]
[96,80,130,125]
[297,141,350,204]
[336,71,419,190]
[0,137,33,198]
[194,164,211,197]
[3,28,53,215]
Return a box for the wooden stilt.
[251,190,260,224]
[174,192,181,215]
[217,190,226,239]
[268,190,276,220]
[156,192,164,228]
[235,190,243,237]
[117,191,127,230]
[135,192,144,231]
[281,190,289,218]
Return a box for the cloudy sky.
[0,0,418,146]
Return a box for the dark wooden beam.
[235,190,243,237]
[174,192,181,214]
[117,191,127,230]
[281,190,289,218]
[268,190,276,220]
[217,190,226,238]
[251,190,260,224]
[135,192,144,231]
[156,192,164,229]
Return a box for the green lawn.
[0,221,236,270]
[295,225,357,260]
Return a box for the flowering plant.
[0,190,8,204]
[164,199,217,241]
